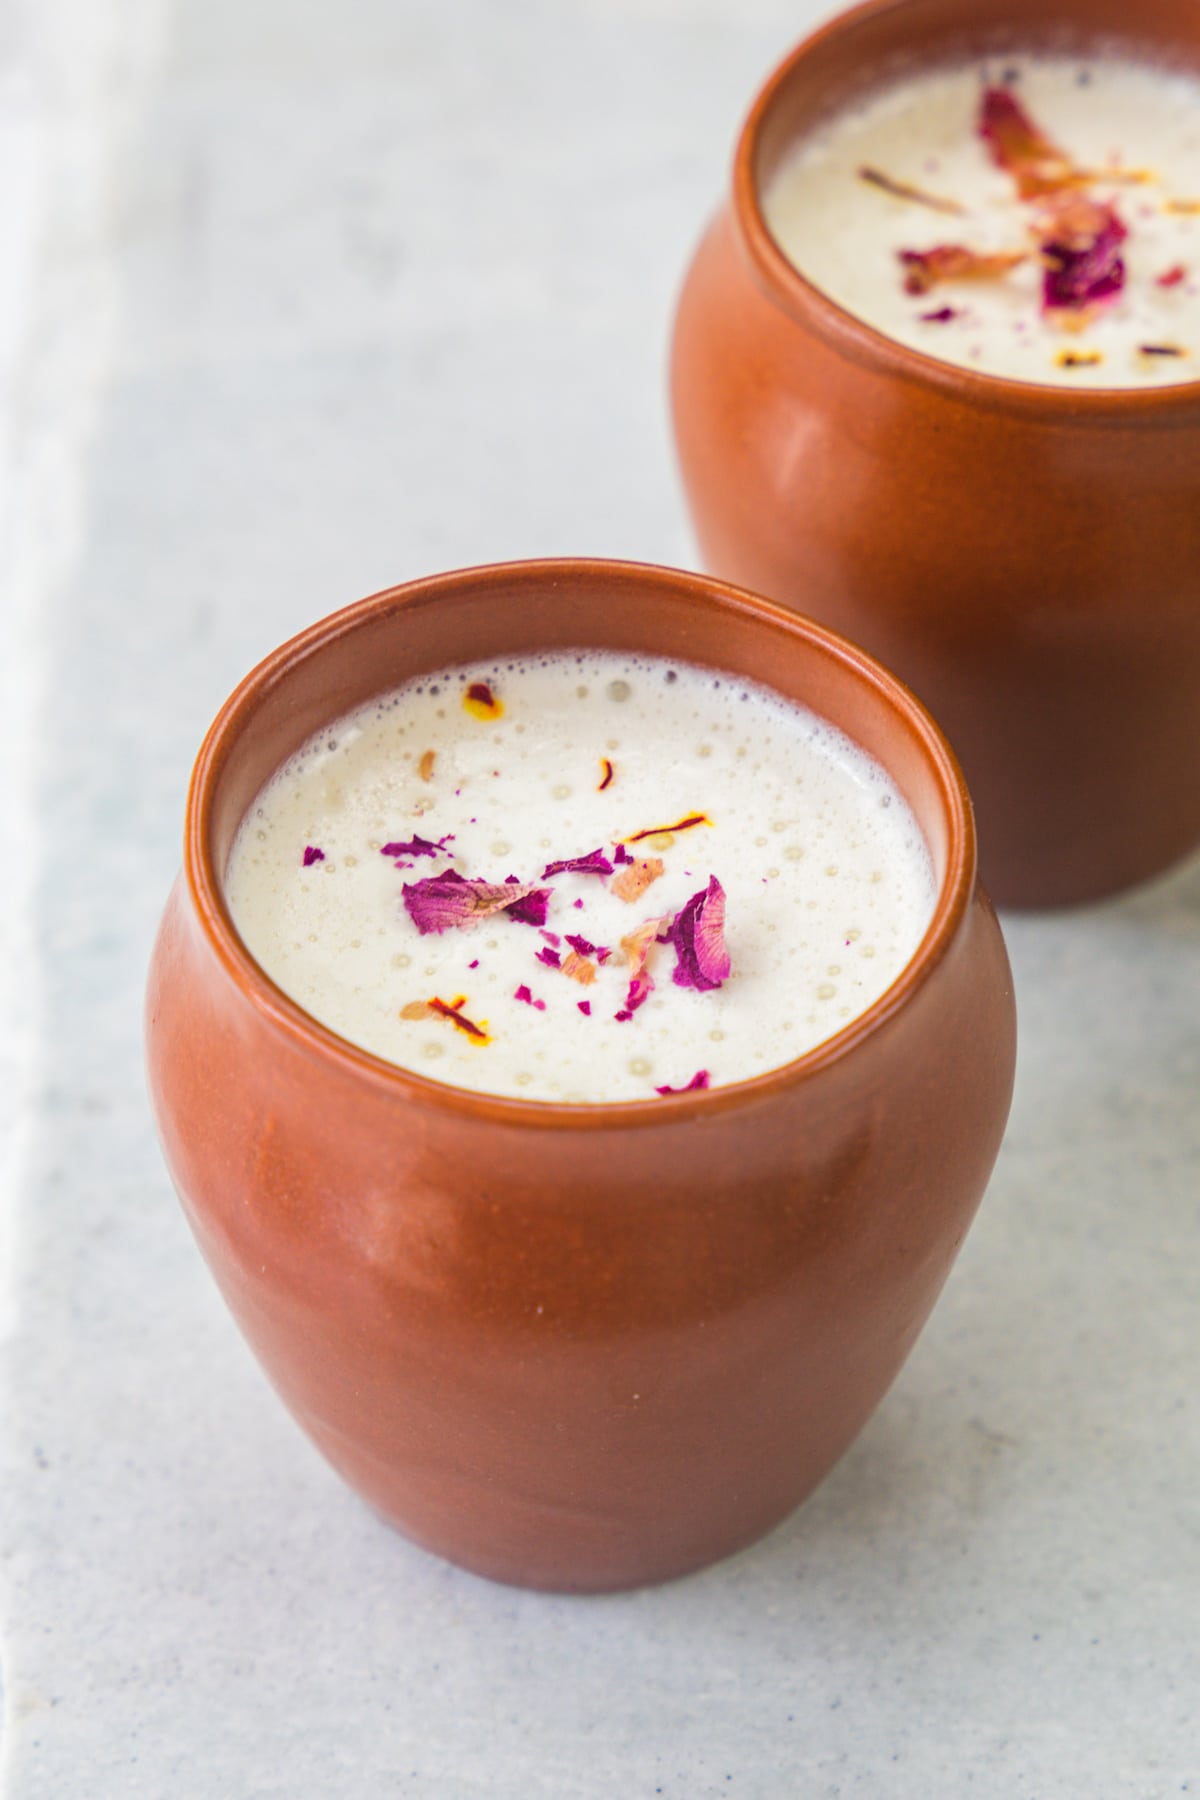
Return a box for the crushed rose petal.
[613,843,633,865]
[669,877,731,993]
[381,833,454,861]
[1157,263,1188,288]
[514,984,546,1012]
[541,847,615,879]
[919,305,961,323]
[561,950,597,985]
[655,1070,711,1095]
[1138,343,1186,357]
[577,1000,592,1016]
[499,883,553,928]
[978,86,1079,198]
[615,973,653,1023]
[611,855,664,904]
[302,845,325,867]
[403,869,552,934]
[857,163,965,214]
[1037,192,1127,312]
[535,946,561,968]
[899,244,1028,295]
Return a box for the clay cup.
[671,0,1200,908]
[146,559,1016,1592]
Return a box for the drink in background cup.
[763,53,1200,387]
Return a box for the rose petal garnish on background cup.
[1037,192,1128,312]
[899,244,1028,295]
[978,84,1079,197]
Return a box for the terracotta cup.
[671,0,1200,909]
[145,559,1015,1593]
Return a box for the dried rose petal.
[302,845,325,867]
[655,1070,711,1095]
[919,305,960,323]
[381,833,453,861]
[857,164,964,214]
[979,86,1077,198]
[615,972,654,1023]
[611,856,664,904]
[1138,344,1186,358]
[561,950,597,986]
[1038,193,1127,312]
[561,936,604,964]
[403,869,552,935]
[577,1000,592,1016]
[535,946,561,969]
[502,887,553,928]
[669,877,731,993]
[899,244,1028,296]
[514,984,546,1012]
[541,848,614,879]
[620,914,674,979]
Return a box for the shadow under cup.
[146,559,1016,1592]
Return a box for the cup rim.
[734,0,1200,419]
[185,557,978,1132]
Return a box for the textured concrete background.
[1,0,1198,1793]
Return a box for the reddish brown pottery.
[671,0,1200,909]
[145,559,1016,1593]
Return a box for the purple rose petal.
[669,877,731,992]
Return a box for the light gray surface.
[2,0,1198,1793]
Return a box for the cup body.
[671,0,1200,908]
[146,559,1015,1591]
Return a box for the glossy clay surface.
[225,649,935,1101]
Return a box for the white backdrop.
[1,0,1198,1793]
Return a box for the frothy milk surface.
[225,651,936,1103]
[764,55,1200,387]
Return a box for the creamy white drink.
[224,651,936,1103]
[764,54,1200,387]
